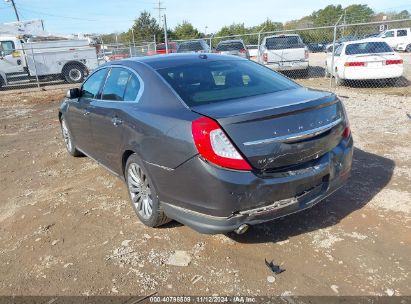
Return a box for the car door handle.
[112,117,123,126]
[83,110,90,116]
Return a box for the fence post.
[30,43,40,90]
[329,14,344,90]
[257,26,266,64]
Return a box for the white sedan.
[325,39,404,85]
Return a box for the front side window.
[157,60,299,107]
[0,41,15,56]
[384,31,394,38]
[397,30,407,37]
[81,68,107,99]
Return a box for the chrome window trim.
[99,65,144,103]
[243,118,342,146]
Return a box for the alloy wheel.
[127,163,153,219]
[61,119,73,151]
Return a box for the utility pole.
[5,0,20,21]
[163,14,168,54]
[153,0,166,25]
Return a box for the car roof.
[265,34,300,38]
[343,38,387,45]
[217,39,244,44]
[179,40,205,44]
[119,53,245,70]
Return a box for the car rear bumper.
[342,66,403,80]
[265,60,309,71]
[148,137,353,234]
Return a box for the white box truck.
[0,35,98,88]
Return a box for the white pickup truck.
[0,36,98,88]
[260,34,309,75]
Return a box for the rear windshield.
[157,60,299,106]
[216,42,244,51]
[178,42,203,52]
[345,42,393,55]
[157,43,176,50]
[266,36,304,50]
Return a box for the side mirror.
[66,88,80,99]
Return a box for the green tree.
[127,11,162,43]
[173,21,201,40]
[312,5,343,26]
[344,4,374,23]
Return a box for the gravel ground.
[0,83,410,296]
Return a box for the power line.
[153,0,166,24]
[5,0,20,21]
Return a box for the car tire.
[63,64,85,83]
[406,44,411,53]
[125,154,170,228]
[300,68,309,78]
[60,118,82,157]
[334,70,344,86]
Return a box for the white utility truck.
[0,20,99,88]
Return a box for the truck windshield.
[266,36,304,50]
[345,42,393,55]
[157,60,299,106]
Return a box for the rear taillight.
[385,59,403,65]
[342,126,351,139]
[344,61,365,67]
[239,48,246,53]
[191,117,252,171]
[263,52,268,64]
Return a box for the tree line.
[101,4,410,45]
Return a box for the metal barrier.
[1,19,410,94]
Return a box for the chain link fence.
[1,19,410,94]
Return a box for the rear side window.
[397,30,407,37]
[81,68,107,99]
[101,68,130,101]
[345,42,393,55]
[216,42,245,51]
[157,60,299,106]
[265,36,304,50]
[123,74,141,101]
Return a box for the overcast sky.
[0,0,410,35]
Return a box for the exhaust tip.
[234,224,249,235]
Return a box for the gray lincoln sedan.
[59,53,353,234]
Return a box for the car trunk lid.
[191,88,346,170]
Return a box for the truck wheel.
[63,64,85,83]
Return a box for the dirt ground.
[0,82,410,297]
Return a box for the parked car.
[307,42,326,53]
[147,42,178,55]
[325,39,403,85]
[378,28,411,50]
[59,53,353,234]
[260,34,309,75]
[215,40,250,59]
[325,36,360,53]
[246,44,259,59]
[177,40,210,53]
